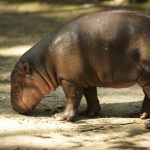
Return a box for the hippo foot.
[54,111,77,122]
[140,112,149,119]
[79,105,101,117]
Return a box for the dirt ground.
[0,1,150,150]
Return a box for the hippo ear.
[23,63,30,74]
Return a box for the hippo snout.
[11,100,31,114]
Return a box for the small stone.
[145,120,150,129]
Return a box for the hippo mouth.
[11,87,43,114]
[12,99,31,114]
[11,91,31,114]
[11,81,33,114]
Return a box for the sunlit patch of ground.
[0,117,149,150]
[0,45,31,56]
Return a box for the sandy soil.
[0,1,150,149]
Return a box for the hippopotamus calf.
[11,10,150,122]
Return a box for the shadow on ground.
[29,100,142,119]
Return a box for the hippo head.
[11,61,50,114]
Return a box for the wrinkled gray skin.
[11,10,150,123]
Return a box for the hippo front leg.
[138,71,150,119]
[54,80,83,121]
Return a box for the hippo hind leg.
[79,87,101,117]
[138,71,150,119]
